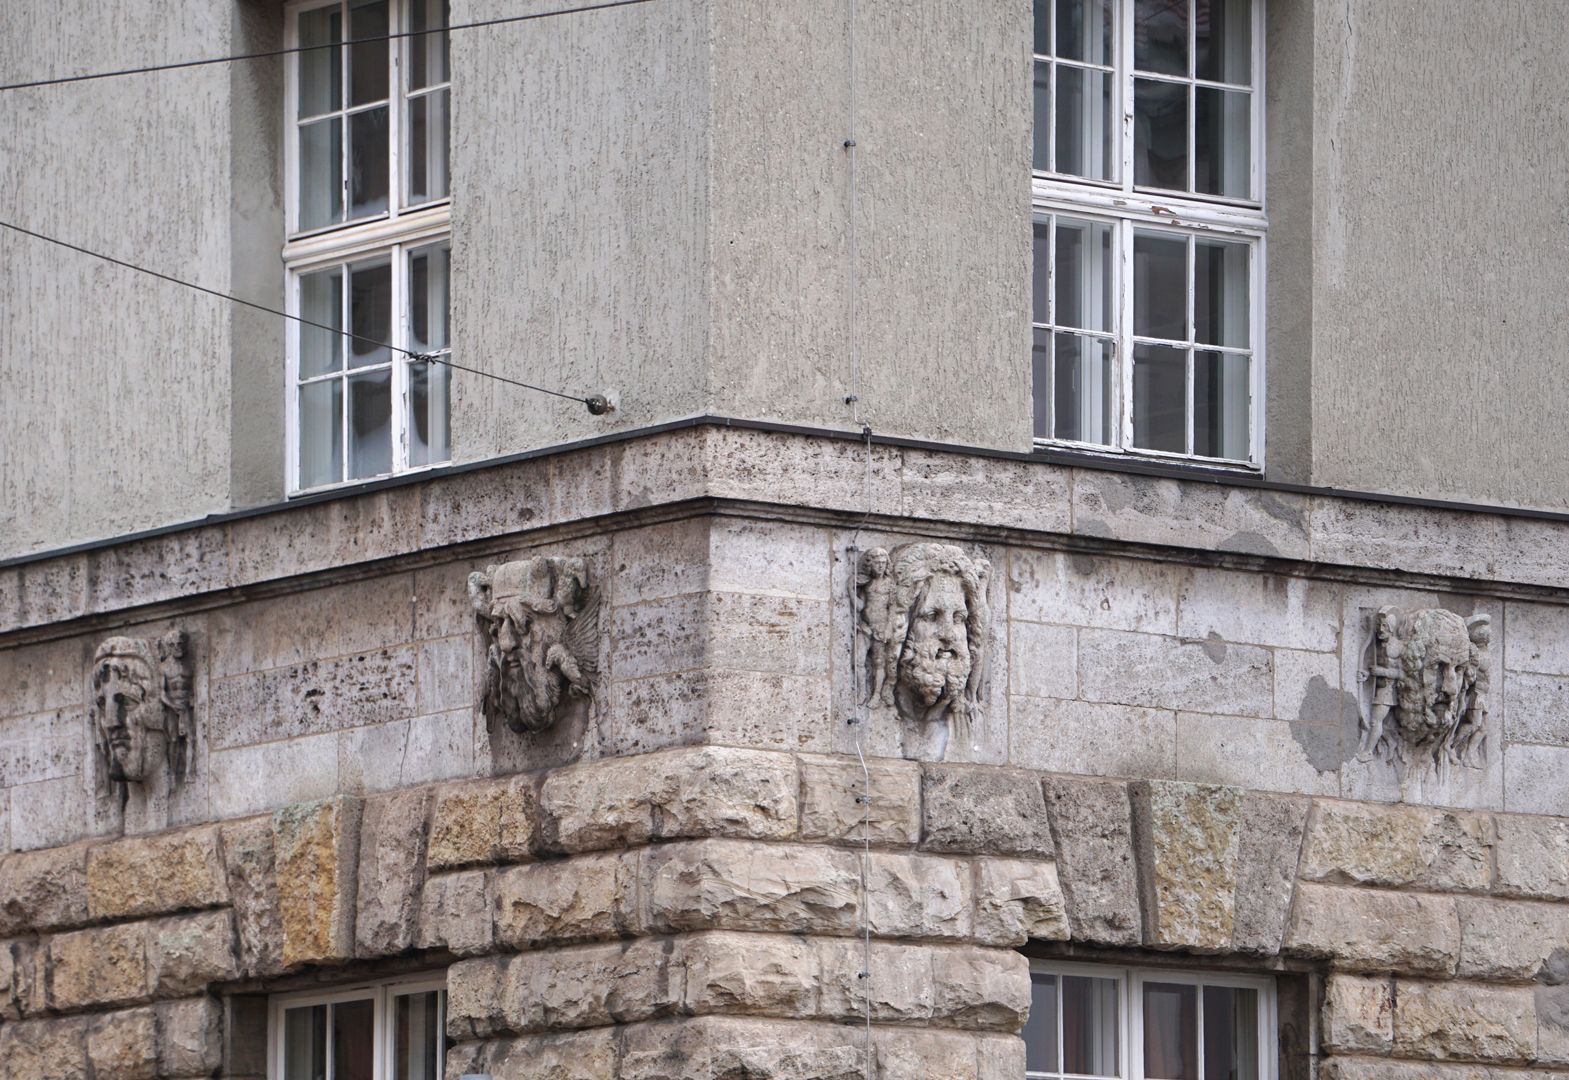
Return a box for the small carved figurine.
[90,632,195,799]
[854,547,898,707]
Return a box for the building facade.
[2,1,1569,1078]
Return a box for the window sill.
[1032,439,1262,478]
[283,202,453,269]
[287,459,451,500]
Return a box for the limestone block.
[272,796,363,968]
[355,788,430,957]
[1301,801,1494,892]
[209,647,418,750]
[1543,975,1569,1066]
[1457,896,1569,980]
[618,1015,863,1080]
[866,852,972,940]
[86,825,228,922]
[976,1034,1028,1080]
[0,843,89,935]
[1321,974,1394,1053]
[972,858,1070,946]
[873,1027,983,1080]
[506,939,678,1033]
[921,764,1054,857]
[157,997,223,1078]
[494,853,637,948]
[417,869,494,956]
[478,1029,622,1079]
[1232,791,1311,953]
[147,909,238,997]
[1495,814,1569,901]
[640,839,861,935]
[87,1006,159,1080]
[0,1016,88,1080]
[929,946,1031,1031]
[1393,980,1536,1062]
[1078,628,1273,718]
[425,775,537,871]
[446,956,508,1039]
[799,756,921,847]
[0,938,45,1020]
[1041,777,1140,945]
[684,931,817,1018]
[47,921,149,1009]
[1008,549,1181,634]
[219,815,284,977]
[1286,882,1459,975]
[817,938,934,1023]
[1132,781,1242,951]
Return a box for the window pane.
[297,5,342,118]
[1134,79,1189,190]
[409,0,451,89]
[1033,0,1052,56]
[395,991,443,1080]
[1055,66,1115,182]
[348,106,390,219]
[1132,345,1187,453]
[1033,60,1052,173]
[1031,326,1052,441]
[1194,237,1248,347]
[407,88,451,205]
[1135,0,1188,75]
[1144,982,1199,1080]
[1024,972,1059,1074]
[1063,975,1120,1077]
[409,244,451,353]
[1057,0,1113,65]
[332,998,375,1080]
[1134,230,1187,341]
[409,357,451,467]
[348,369,393,479]
[1195,88,1250,198]
[1196,0,1251,84]
[299,377,343,489]
[283,1004,327,1080]
[1032,220,1051,323]
[348,0,389,106]
[1203,985,1260,1080]
[299,267,344,378]
[1055,218,1114,332]
[299,118,343,231]
[1194,351,1249,459]
[1054,334,1115,446]
[348,260,391,369]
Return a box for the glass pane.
[1135,0,1189,75]
[1054,334,1115,445]
[1194,351,1249,459]
[1033,60,1052,173]
[409,0,451,89]
[1133,345,1187,453]
[332,998,375,1080]
[348,106,390,219]
[395,990,443,1080]
[1032,220,1051,323]
[1055,66,1116,182]
[1024,972,1059,1074]
[348,369,393,479]
[299,267,344,378]
[1134,230,1187,341]
[409,357,451,467]
[348,260,392,369]
[1194,237,1249,347]
[299,377,343,489]
[1055,218,1114,332]
[299,118,343,231]
[1195,88,1250,197]
[1196,0,1251,83]
[409,244,451,353]
[1203,985,1260,1080]
[1032,326,1052,441]
[1063,975,1120,1076]
[1135,79,1189,190]
[407,88,451,205]
[348,0,389,106]
[1144,982,1199,1080]
[1034,0,1052,56]
[283,1004,327,1080]
[1057,0,1113,65]
[297,5,342,118]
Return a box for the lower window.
[1024,962,1274,1080]
[271,976,447,1080]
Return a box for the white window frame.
[283,0,452,496]
[266,974,447,1080]
[1032,0,1268,469]
[1026,960,1277,1080]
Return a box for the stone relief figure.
[469,557,599,733]
[90,631,195,800]
[854,543,991,760]
[1357,606,1491,786]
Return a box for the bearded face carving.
[91,632,194,794]
[469,557,600,734]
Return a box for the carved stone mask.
[1396,609,1471,737]
[92,638,167,783]
[900,573,973,709]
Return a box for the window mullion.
[389,0,402,218]
[1185,234,1195,455]
[393,241,408,473]
[340,259,351,485]
[1119,0,1134,193]
[1118,219,1134,451]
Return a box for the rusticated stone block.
[1286,882,1459,975]
[220,815,284,977]
[495,853,638,948]
[640,839,860,935]
[47,921,149,1010]
[1301,801,1494,892]
[929,946,1031,1031]
[873,1025,987,1080]
[817,939,934,1023]
[799,756,921,846]
[1321,974,1393,1053]
[921,764,1054,857]
[977,1034,1027,1080]
[417,869,494,956]
[504,938,678,1033]
[1232,791,1310,954]
[1457,896,1569,980]
[0,843,88,936]
[425,775,537,871]
[1495,814,1569,900]
[272,796,362,968]
[972,858,1070,946]
[1,938,45,1019]
[476,1029,622,1079]
[684,931,817,1018]
[87,1006,158,1080]
[1041,776,1140,945]
[866,851,972,940]
[618,1016,862,1080]
[1393,980,1536,1062]
[157,997,223,1078]
[0,1016,88,1080]
[1132,781,1242,951]
[86,825,228,922]
[147,909,238,997]
[446,956,508,1040]
[355,788,430,957]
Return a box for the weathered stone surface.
[619,1015,863,1080]
[86,825,227,922]
[47,921,148,1009]
[219,815,283,977]
[684,931,817,1017]
[929,946,1031,1031]
[157,997,223,1078]
[1286,882,1459,975]
[354,788,430,956]
[1,937,44,1019]
[799,756,921,846]
[479,1029,622,1079]
[1133,780,1242,951]
[446,956,508,1040]
[1496,814,1569,900]
[873,1026,985,1080]
[1458,896,1569,980]
[1321,974,1394,1053]
[272,796,362,968]
[1233,791,1311,953]
[0,843,88,935]
[1301,801,1494,892]
[866,852,972,940]
[147,909,238,997]
[817,939,934,1023]
[0,1016,88,1080]
[87,1006,159,1080]
[922,763,1054,857]
[502,939,678,1033]
[1078,628,1273,718]
[976,1034,1028,1080]
[641,839,860,935]
[418,869,494,956]
[1393,980,1536,1062]
[495,852,637,948]
[972,858,1070,946]
[425,775,537,871]
[1041,776,1140,945]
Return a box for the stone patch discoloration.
[272,796,362,968]
[0,844,89,936]
[1132,780,1243,950]
[86,826,228,922]
[1302,801,1493,891]
[1393,980,1536,1063]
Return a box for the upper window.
[271,976,447,1080]
[285,0,453,494]
[1032,0,1265,466]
